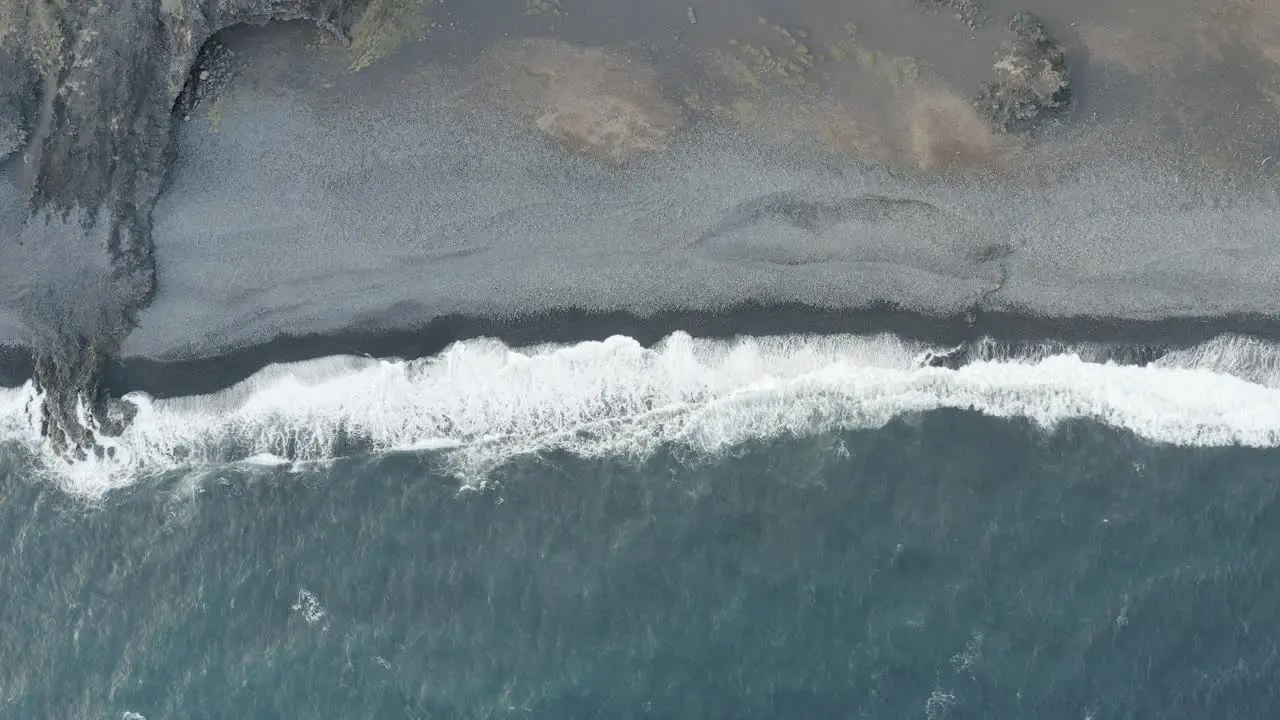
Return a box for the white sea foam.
[291,588,328,628]
[1153,334,1280,387]
[0,380,40,443]
[3,332,1280,499]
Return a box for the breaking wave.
[3,331,1280,498]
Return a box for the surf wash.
[6,332,1280,498]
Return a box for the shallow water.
[6,330,1280,717]
[3,409,1279,719]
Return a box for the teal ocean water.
[3,332,1280,718]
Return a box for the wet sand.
[101,306,1280,398]
[6,302,1280,394]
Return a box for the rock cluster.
[917,0,986,31]
[975,13,1071,133]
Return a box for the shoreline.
[8,0,1280,455]
[2,304,1277,398]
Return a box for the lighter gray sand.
[5,0,1280,362]
[108,13,1280,360]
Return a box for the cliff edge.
[0,0,355,455]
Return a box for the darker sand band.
[0,305,1265,398]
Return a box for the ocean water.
[3,332,1280,718]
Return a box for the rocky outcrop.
[974,13,1070,133]
[0,0,357,455]
[916,0,986,31]
[707,22,1018,174]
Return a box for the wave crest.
[3,332,1280,498]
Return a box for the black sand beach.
[8,6,1280,717]
[95,307,1280,399]
[0,304,1274,397]
[3,0,1280,442]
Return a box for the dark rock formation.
[974,12,1070,133]
[0,42,38,160]
[174,38,237,120]
[0,0,356,455]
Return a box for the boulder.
[975,13,1071,133]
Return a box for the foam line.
[4,332,1280,498]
